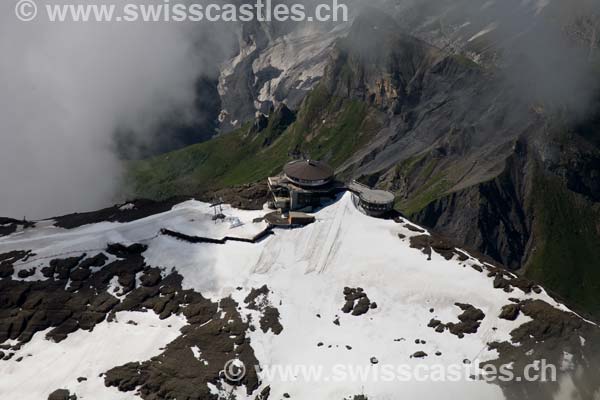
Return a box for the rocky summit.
[1,194,599,399]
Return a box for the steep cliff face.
[322,11,535,187]
[413,141,532,271]
[217,22,347,132]
[321,14,439,112]
[410,132,600,316]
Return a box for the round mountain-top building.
[268,159,337,212]
[283,159,334,187]
[348,181,395,217]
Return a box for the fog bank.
[0,3,234,219]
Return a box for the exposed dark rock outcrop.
[409,234,463,261]
[244,285,283,335]
[429,303,485,338]
[485,299,600,400]
[47,389,76,400]
[485,265,541,295]
[499,304,521,321]
[1,242,264,399]
[256,386,271,400]
[250,113,269,134]
[0,243,192,347]
[51,182,268,233]
[341,287,375,316]
[104,295,261,400]
[0,250,34,278]
[0,217,35,237]
[0,249,140,345]
[54,198,188,229]
[200,183,270,211]
[17,268,36,279]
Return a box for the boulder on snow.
[499,304,521,321]
[47,389,76,400]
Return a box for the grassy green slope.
[128,84,381,200]
[392,155,455,216]
[525,171,600,316]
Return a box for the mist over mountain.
[0,5,237,218]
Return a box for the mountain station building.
[268,159,396,218]
[268,159,340,212]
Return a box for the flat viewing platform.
[348,181,395,205]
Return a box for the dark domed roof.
[284,160,334,182]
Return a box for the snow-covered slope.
[0,194,597,400]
